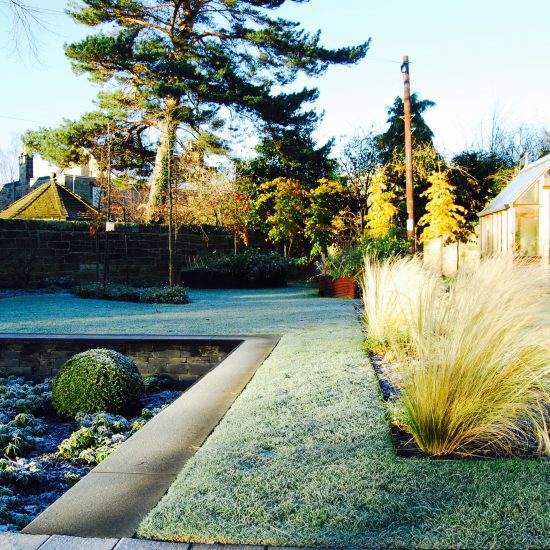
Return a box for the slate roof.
[479,153,550,217]
[0,180,97,221]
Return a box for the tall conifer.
[59,0,369,221]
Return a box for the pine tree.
[59,0,369,222]
[418,169,467,243]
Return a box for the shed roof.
[0,180,97,221]
[479,153,550,217]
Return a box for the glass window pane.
[516,182,539,204]
[515,205,539,256]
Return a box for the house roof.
[31,176,51,189]
[479,153,550,217]
[0,180,97,221]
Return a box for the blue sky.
[0,0,549,174]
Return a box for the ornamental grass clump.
[52,349,144,418]
[398,256,550,457]
[361,255,441,351]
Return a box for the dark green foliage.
[377,94,436,163]
[182,249,298,288]
[0,486,21,531]
[140,285,190,304]
[23,106,154,180]
[57,411,131,464]
[216,249,288,282]
[39,276,76,290]
[363,336,391,355]
[57,409,161,464]
[449,150,515,226]
[0,459,43,486]
[73,283,189,304]
[317,248,364,280]
[361,236,410,259]
[0,376,51,415]
[64,472,81,487]
[52,349,145,418]
[376,94,438,227]
[237,127,338,191]
[0,414,45,458]
[142,375,172,393]
[317,237,409,280]
[50,0,369,221]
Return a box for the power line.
[367,56,403,65]
[0,114,49,124]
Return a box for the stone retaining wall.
[0,219,267,287]
[0,336,239,384]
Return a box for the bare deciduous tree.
[0,0,51,58]
[0,135,21,185]
[474,109,549,165]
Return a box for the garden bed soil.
[370,353,547,460]
[1,383,184,532]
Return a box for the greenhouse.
[479,153,550,259]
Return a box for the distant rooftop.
[0,180,97,221]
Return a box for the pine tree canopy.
[60,0,369,220]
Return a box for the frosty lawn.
[1,288,549,549]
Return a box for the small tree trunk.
[146,103,177,223]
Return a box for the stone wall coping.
[0,334,246,344]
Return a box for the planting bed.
[0,334,243,534]
[0,378,182,532]
[371,354,547,459]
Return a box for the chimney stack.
[17,147,33,198]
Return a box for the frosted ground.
[0,288,548,549]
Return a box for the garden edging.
[21,335,279,539]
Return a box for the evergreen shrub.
[52,349,144,418]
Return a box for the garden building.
[0,179,97,221]
[478,153,550,261]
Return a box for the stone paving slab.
[39,535,119,550]
[0,533,49,550]
[23,472,175,538]
[114,539,191,549]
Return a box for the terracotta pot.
[318,276,358,298]
[318,275,333,297]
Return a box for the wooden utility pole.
[401,55,415,241]
[102,123,112,288]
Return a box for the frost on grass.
[3,288,550,549]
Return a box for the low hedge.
[181,250,305,288]
[73,283,189,304]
